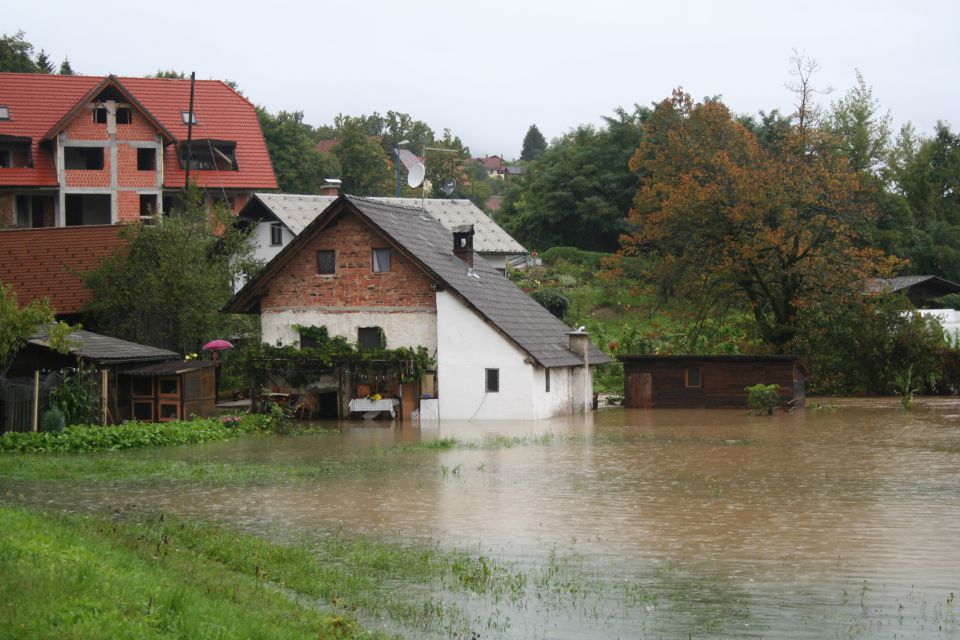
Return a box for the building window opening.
[65,146,105,170]
[270,222,283,246]
[372,247,391,273]
[545,368,551,392]
[0,106,10,120]
[137,147,156,171]
[139,194,158,222]
[65,193,111,226]
[178,140,237,171]
[316,250,335,274]
[181,110,197,125]
[116,107,132,124]
[93,108,108,124]
[0,149,10,168]
[358,327,385,351]
[486,368,500,393]
[685,367,702,388]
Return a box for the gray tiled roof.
[30,328,178,364]
[864,275,960,294]
[250,193,526,256]
[344,197,609,368]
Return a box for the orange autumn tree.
[620,90,901,351]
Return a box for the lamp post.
[395,139,409,197]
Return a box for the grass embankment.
[0,415,270,453]
[0,505,538,639]
[0,506,378,639]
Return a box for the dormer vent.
[452,224,475,268]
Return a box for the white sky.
[8,0,958,159]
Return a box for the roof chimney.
[320,178,342,196]
[452,224,475,268]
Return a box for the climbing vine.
[238,325,435,389]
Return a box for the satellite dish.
[407,162,425,188]
[442,178,457,196]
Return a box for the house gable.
[259,208,437,311]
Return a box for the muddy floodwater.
[6,400,960,638]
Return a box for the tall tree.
[82,185,255,353]
[621,90,900,349]
[58,56,75,75]
[257,108,341,194]
[827,70,892,177]
[35,49,54,74]
[332,120,392,196]
[500,106,648,251]
[520,124,547,161]
[0,31,40,73]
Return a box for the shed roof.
[29,327,178,364]
[124,359,216,376]
[864,275,960,295]
[228,195,607,368]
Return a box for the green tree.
[0,282,75,378]
[333,120,392,196]
[152,69,186,79]
[58,56,74,75]
[82,185,255,353]
[827,70,892,177]
[35,49,54,74]
[500,106,647,251]
[520,124,547,161]
[257,108,341,194]
[0,31,40,73]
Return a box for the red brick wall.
[65,162,112,188]
[261,212,436,310]
[117,144,157,189]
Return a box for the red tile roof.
[0,73,277,190]
[0,225,127,314]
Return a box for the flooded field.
[4,400,960,638]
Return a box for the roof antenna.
[184,71,196,189]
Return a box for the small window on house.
[270,222,283,246]
[181,110,197,124]
[299,329,319,350]
[0,149,10,168]
[158,377,179,396]
[545,369,551,392]
[131,377,153,397]
[0,106,10,120]
[685,367,702,388]
[93,107,108,124]
[178,141,237,171]
[358,327,385,351]
[372,248,391,273]
[116,107,132,124]
[64,146,105,170]
[486,368,500,393]
[137,147,156,171]
[316,250,335,274]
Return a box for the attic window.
[181,111,197,125]
[116,108,132,124]
[0,106,11,120]
[372,248,391,273]
[270,222,283,246]
[178,141,238,171]
[93,108,108,124]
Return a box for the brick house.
[226,195,609,421]
[0,72,276,227]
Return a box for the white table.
[348,398,399,419]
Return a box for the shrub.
[41,405,65,433]
[745,383,781,415]
[530,288,569,319]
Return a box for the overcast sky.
[8,1,958,159]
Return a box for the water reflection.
[5,400,960,638]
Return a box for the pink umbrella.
[202,339,234,351]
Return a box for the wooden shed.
[619,355,805,410]
[123,360,218,422]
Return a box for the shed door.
[629,372,653,409]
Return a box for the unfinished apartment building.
[0,73,276,227]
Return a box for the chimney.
[567,328,592,413]
[320,178,342,196]
[453,224,475,268]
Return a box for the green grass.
[0,505,380,639]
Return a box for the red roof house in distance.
[0,72,276,228]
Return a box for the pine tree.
[520,124,548,161]
[35,49,54,73]
[58,56,75,75]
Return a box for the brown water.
[7,400,960,638]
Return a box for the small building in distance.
[864,275,960,308]
[619,355,805,410]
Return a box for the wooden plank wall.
[624,360,797,409]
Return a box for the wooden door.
[628,372,653,409]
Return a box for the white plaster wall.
[261,308,437,353]
[478,254,506,272]
[252,221,294,264]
